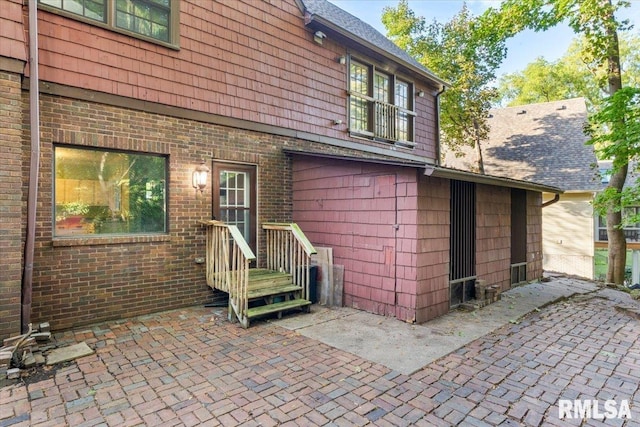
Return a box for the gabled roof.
[444,98,602,192]
[298,0,447,87]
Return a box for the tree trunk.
[606,167,627,284]
[473,120,485,174]
[475,139,485,174]
[604,0,626,284]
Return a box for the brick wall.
[476,184,511,292]
[13,94,322,331]
[527,191,543,280]
[415,176,450,322]
[19,91,421,333]
[0,70,24,338]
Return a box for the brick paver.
[2,287,639,426]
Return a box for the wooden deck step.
[248,284,302,299]
[248,269,292,289]
[246,299,311,320]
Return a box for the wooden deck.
[203,221,316,328]
[245,269,310,325]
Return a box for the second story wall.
[6,0,439,161]
[1,0,27,63]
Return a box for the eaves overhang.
[298,1,449,89]
[285,149,564,195]
[430,166,564,194]
[283,148,426,168]
[309,16,448,89]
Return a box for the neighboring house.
[0,0,558,339]
[595,160,640,281]
[443,98,602,279]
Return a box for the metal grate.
[450,180,476,307]
[450,277,477,307]
[511,262,527,285]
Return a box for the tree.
[497,57,576,106]
[588,86,640,229]
[382,1,507,173]
[497,32,640,107]
[481,0,633,284]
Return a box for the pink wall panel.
[414,176,450,322]
[476,184,511,291]
[0,0,27,62]
[527,191,543,280]
[293,156,424,321]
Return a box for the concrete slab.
[46,342,94,365]
[274,277,601,375]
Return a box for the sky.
[328,0,640,78]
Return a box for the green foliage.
[589,87,640,222]
[586,86,640,164]
[382,1,507,162]
[480,0,632,283]
[58,201,89,217]
[481,0,631,51]
[497,57,579,106]
[497,32,640,107]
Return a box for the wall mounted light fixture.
[417,90,425,97]
[192,160,210,194]
[336,56,346,64]
[314,31,326,45]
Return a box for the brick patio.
[2,287,639,426]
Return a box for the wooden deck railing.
[263,223,317,301]
[201,220,255,325]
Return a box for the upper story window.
[349,59,416,147]
[54,146,168,237]
[39,0,177,46]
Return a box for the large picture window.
[54,146,168,236]
[39,0,176,45]
[348,58,416,147]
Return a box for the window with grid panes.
[348,58,416,146]
[39,0,177,45]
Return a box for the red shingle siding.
[31,0,437,160]
[415,176,450,322]
[292,157,422,321]
[0,71,24,338]
[527,191,543,280]
[476,184,511,291]
[414,95,438,160]
[34,0,343,130]
[0,0,27,62]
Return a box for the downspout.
[22,0,41,333]
[542,193,560,208]
[434,85,446,167]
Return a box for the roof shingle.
[444,98,602,192]
[300,0,444,85]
